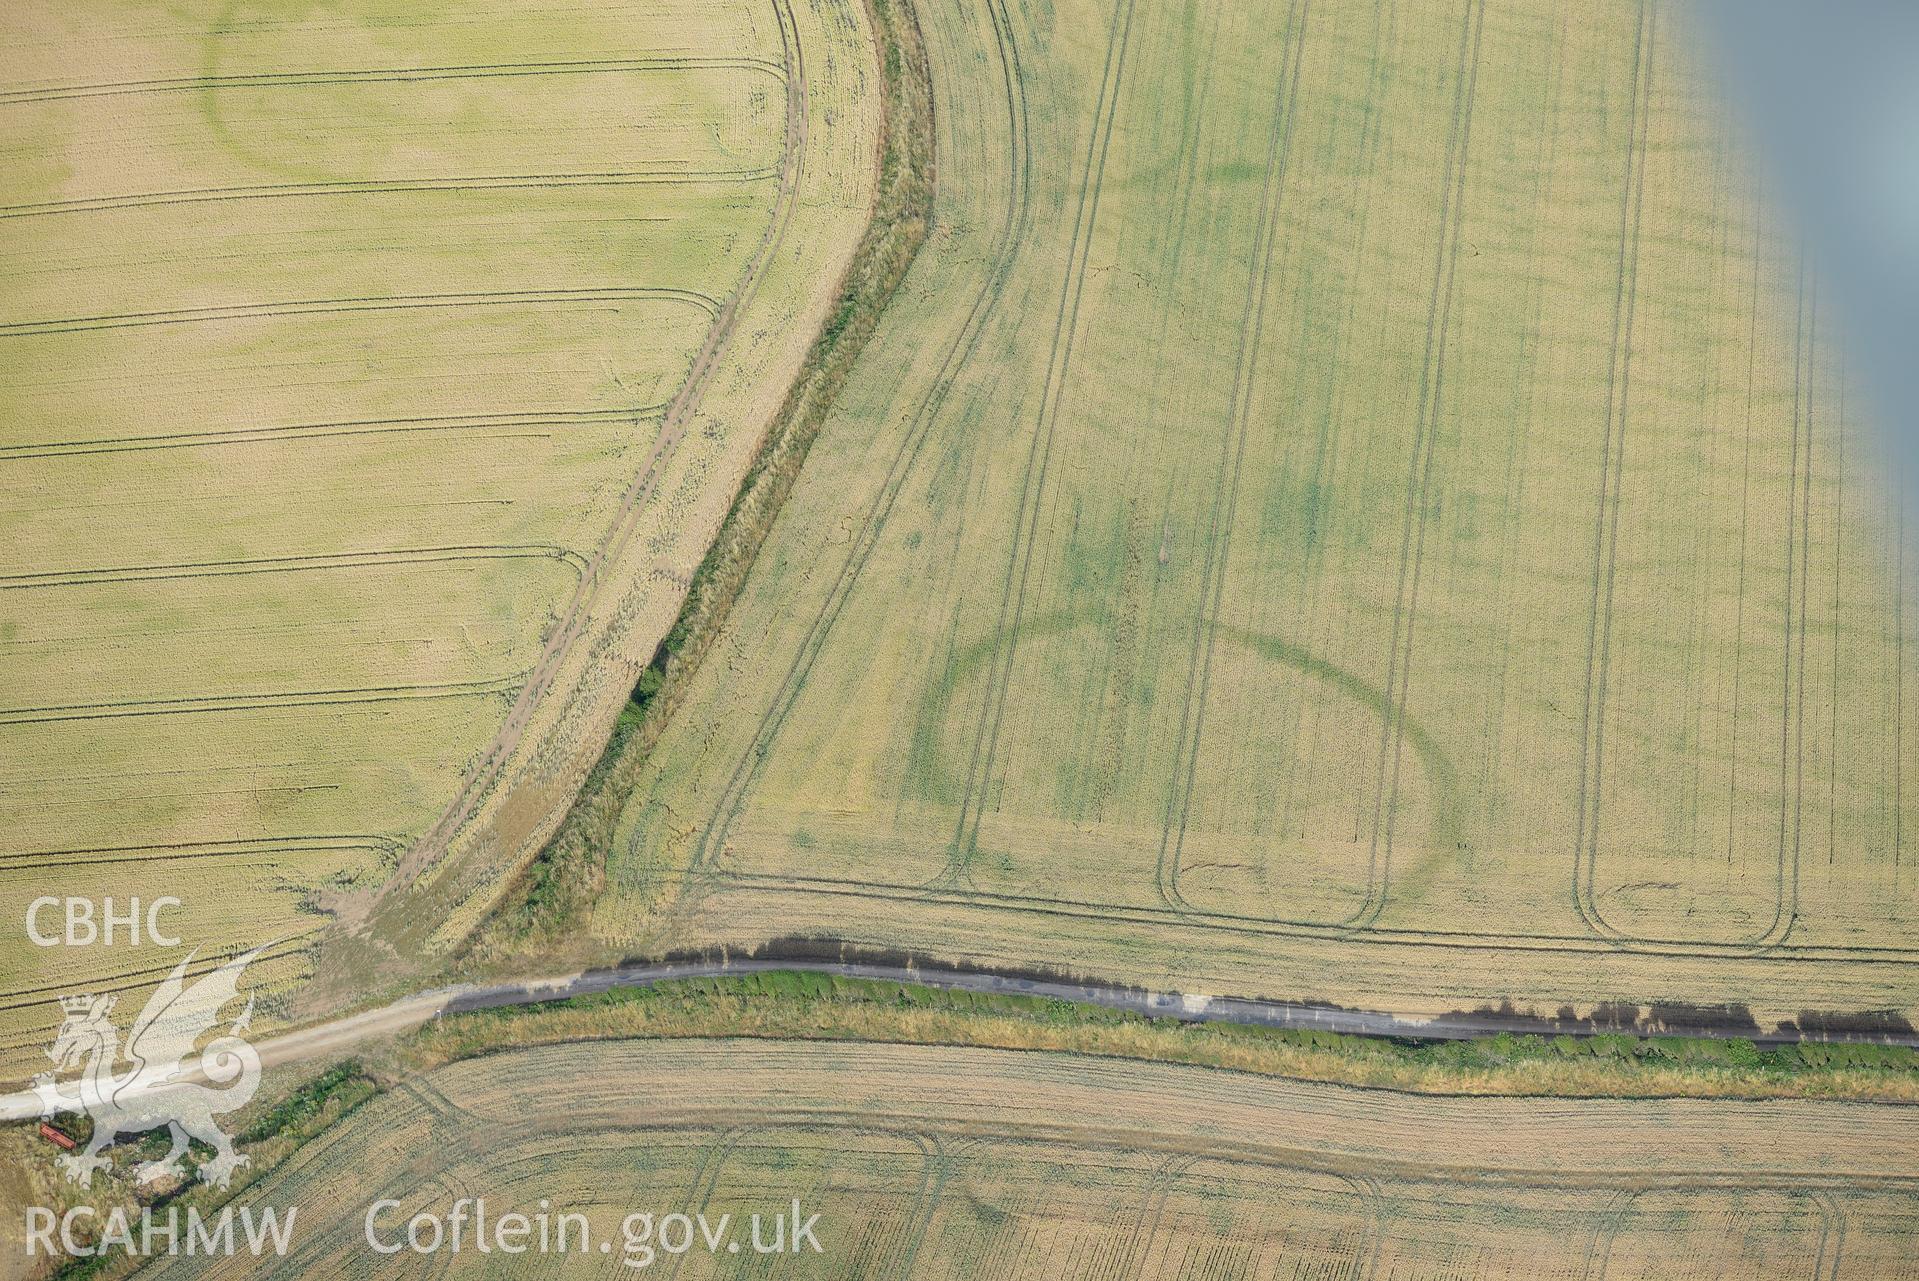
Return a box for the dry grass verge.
[392,971,1919,1105]
[462,0,935,967]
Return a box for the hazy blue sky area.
[1696,0,1919,551]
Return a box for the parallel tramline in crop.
[609,0,1918,1028]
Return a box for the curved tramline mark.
[0,674,525,727]
[0,544,589,591]
[1583,1187,1847,1281]
[375,0,813,907]
[1571,0,1804,957]
[314,1099,1919,1202]
[1120,1154,1203,1276]
[681,1123,750,1226]
[397,1076,475,1124]
[1576,1191,1633,1281]
[1571,0,1657,947]
[1349,1173,1388,1281]
[0,286,719,339]
[0,56,787,106]
[0,166,780,221]
[883,1131,954,1280]
[688,864,1919,962]
[943,0,1138,889]
[688,0,1033,877]
[666,1125,946,1276]
[1155,0,1314,917]
[1160,0,1481,930]
[1809,1190,1849,1281]
[0,406,667,461]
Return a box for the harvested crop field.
[606,0,1919,1027]
[0,0,880,1071]
[149,1039,1919,1277]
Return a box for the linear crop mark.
[693,866,1919,962]
[948,0,1139,881]
[0,675,524,727]
[1571,0,1658,943]
[0,406,664,461]
[379,0,815,906]
[0,835,404,871]
[0,57,787,106]
[691,0,1034,880]
[1157,0,1314,915]
[1355,0,1484,931]
[0,167,778,221]
[1569,14,1801,953]
[1727,192,1763,864]
[0,287,719,339]
[0,933,322,1013]
[0,544,589,591]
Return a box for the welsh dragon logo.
[32,946,264,1189]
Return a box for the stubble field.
[0,0,880,1073]
[149,1039,1919,1278]
[605,0,1919,1026]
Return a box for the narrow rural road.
[7,954,1914,1123]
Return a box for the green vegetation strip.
[40,1066,376,1280]
[464,0,936,965]
[27,970,1916,1275]
[394,971,1919,1104]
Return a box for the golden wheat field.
[0,0,879,1072]
[144,1039,1919,1278]
[606,0,1919,1027]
